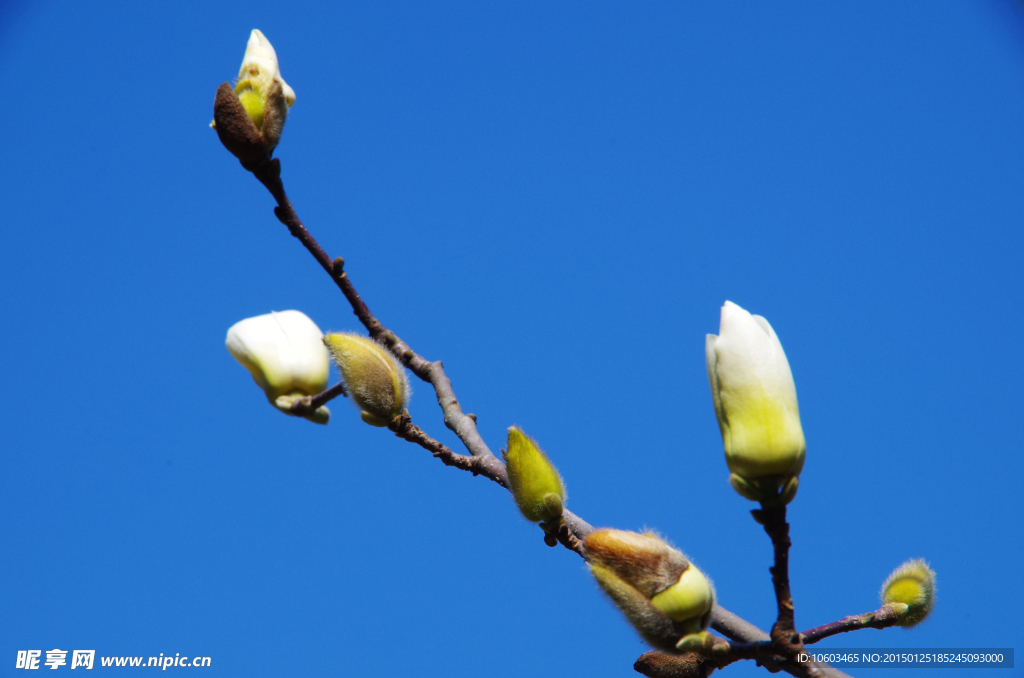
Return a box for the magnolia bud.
[212,29,295,165]
[881,559,936,627]
[706,301,805,505]
[503,427,566,522]
[324,333,409,427]
[226,310,331,424]
[583,529,715,651]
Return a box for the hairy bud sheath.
[503,427,566,522]
[706,301,805,505]
[212,29,295,166]
[323,333,409,427]
[583,529,715,651]
[226,310,330,424]
[881,559,936,627]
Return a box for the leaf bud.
[880,558,936,627]
[226,310,330,424]
[583,529,715,651]
[323,333,409,426]
[503,427,566,523]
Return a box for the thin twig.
[801,604,908,645]
[288,381,348,418]
[387,411,508,487]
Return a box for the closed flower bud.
[881,559,936,627]
[226,310,330,424]
[583,529,715,651]
[503,427,566,522]
[212,29,295,166]
[324,333,409,427]
[706,301,805,505]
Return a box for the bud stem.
[800,604,912,645]
[288,380,348,418]
[751,505,821,672]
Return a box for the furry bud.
[503,427,566,522]
[881,559,936,627]
[324,333,409,426]
[226,310,331,424]
[212,29,295,163]
[583,530,715,651]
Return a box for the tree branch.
[250,159,506,485]
[288,381,348,418]
[801,604,908,645]
[386,411,508,486]
[752,506,797,641]
[748,505,832,677]
[242,156,846,678]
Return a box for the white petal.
[240,29,280,80]
[705,333,723,427]
[226,310,329,402]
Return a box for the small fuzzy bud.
[324,333,409,427]
[503,427,566,522]
[212,29,295,163]
[881,559,936,627]
[583,529,715,652]
[226,310,331,424]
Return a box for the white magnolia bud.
[226,310,330,424]
[706,301,805,503]
[233,29,295,154]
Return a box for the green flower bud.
[583,529,715,652]
[503,427,566,523]
[225,310,331,424]
[324,333,409,427]
[881,559,936,627]
[706,301,805,505]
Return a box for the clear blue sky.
[1,2,1021,676]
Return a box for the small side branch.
[634,638,853,678]
[288,381,348,418]
[801,604,908,645]
[387,412,508,488]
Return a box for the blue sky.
[1,2,1021,676]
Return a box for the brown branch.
[386,411,508,487]
[748,505,833,677]
[801,604,908,645]
[241,156,848,678]
[635,639,854,678]
[752,506,798,641]
[250,159,506,486]
[288,381,348,418]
